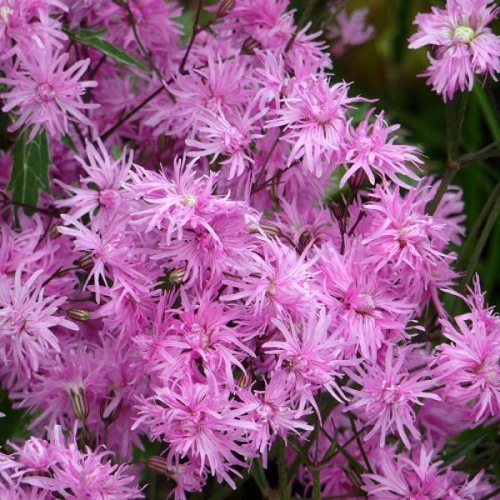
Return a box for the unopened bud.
[146,456,170,476]
[50,225,62,238]
[330,202,344,222]
[217,0,235,17]
[70,387,89,421]
[242,37,261,55]
[253,222,282,238]
[297,230,313,254]
[344,463,363,488]
[77,254,94,271]
[100,395,122,426]
[169,268,186,285]
[348,169,367,191]
[66,308,90,321]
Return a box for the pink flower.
[238,378,313,466]
[7,425,142,499]
[152,58,249,136]
[434,279,500,425]
[362,184,457,308]
[362,446,490,499]
[345,346,440,448]
[222,237,317,325]
[0,0,67,52]
[186,107,266,180]
[316,243,414,360]
[409,0,500,101]
[267,75,359,176]
[134,380,257,486]
[264,308,354,414]
[328,8,375,57]
[340,109,422,188]
[0,268,77,383]
[56,140,133,221]
[0,46,98,140]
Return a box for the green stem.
[250,457,272,498]
[446,92,468,162]
[312,467,321,500]
[427,93,468,215]
[426,164,459,215]
[457,190,500,297]
[277,437,290,500]
[285,0,319,51]
[458,138,500,167]
[456,180,500,271]
[474,85,500,140]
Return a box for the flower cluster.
[0,0,498,498]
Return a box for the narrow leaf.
[64,27,149,73]
[7,130,51,215]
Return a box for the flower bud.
[169,268,186,285]
[50,225,62,238]
[217,0,235,17]
[100,395,122,426]
[242,37,261,55]
[77,254,94,271]
[348,169,367,191]
[297,230,313,254]
[66,308,90,321]
[146,456,170,476]
[69,387,89,421]
[330,202,344,222]
[256,222,283,236]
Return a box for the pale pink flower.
[134,380,257,486]
[328,8,375,57]
[409,0,500,101]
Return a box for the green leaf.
[61,133,78,153]
[64,27,149,73]
[7,130,51,215]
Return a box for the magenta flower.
[0,46,98,140]
[345,346,440,448]
[409,0,500,101]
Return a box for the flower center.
[0,6,13,24]
[35,83,56,103]
[99,189,118,209]
[182,194,197,207]
[453,26,475,44]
